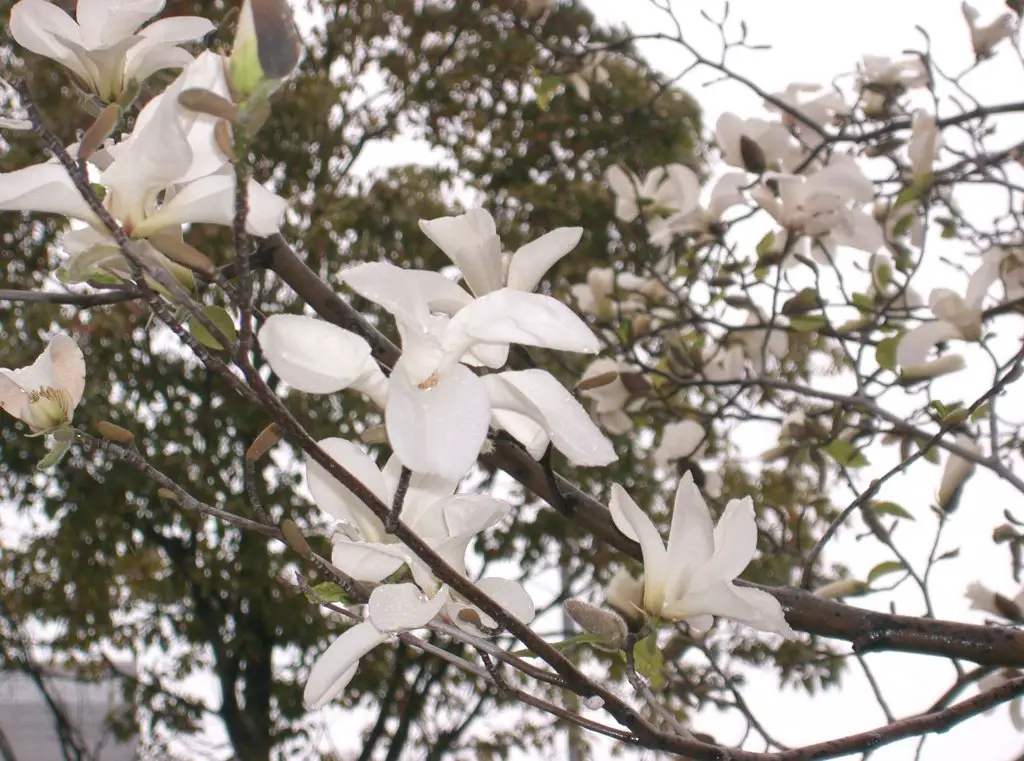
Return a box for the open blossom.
[304,582,452,710]
[0,334,86,433]
[715,114,799,173]
[962,2,1015,61]
[0,52,287,285]
[340,262,600,479]
[578,357,646,435]
[855,55,929,116]
[570,267,653,319]
[765,84,849,133]
[653,420,707,469]
[751,157,881,256]
[419,208,582,297]
[605,164,701,223]
[9,0,214,103]
[608,472,794,636]
[650,173,746,246]
[304,487,535,709]
[895,259,998,379]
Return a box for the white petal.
[0,162,100,224]
[305,437,387,540]
[609,484,667,607]
[604,165,640,222]
[0,375,30,425]
[331,539,407,582]
[341,262,472,330]
[485,370,616,467]
[507,227,583,292]
[137,174,287,237]
[441,495,511,538]
[386,360,491,480]
[9,0,92,84]
[694,496,758,585]
[419,209,504,297]
[382,456,458,536]
[896,321,959,368]
[77,0,163,47]
[124,44,195,86]
[368,582,450,631]
[445,576,537,633]
[46,333,86,410]
[662,472,715,602]
[447,289,598,354]
[654,420,706,467]
[304,621,386,709]
[671,583,795,638]
[258,314,376,394]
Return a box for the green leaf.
[37,436,72,470]
[867,560,905,585]
[870,501,915,521]
[633,632,665,689]
[536,75,562,111]
[306,582,352,605]
[823,440,869,468]
[850,292,875,313]
[875,336,900,372]
[756,230,776,256]
[789,315,828,332]
[508,633,611,659]
[188,306,237,350]
[892,187,918,212]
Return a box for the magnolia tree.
[2,0,1024,758]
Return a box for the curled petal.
[304,621,386,709]
[305,437,388,540]
[419,209,503,297]
[609,484,667,611]
[258,314,376,394]
[331,539,407,583]
[896,321,959,369]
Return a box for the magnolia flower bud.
[229,0,302,99]
[813,579,870,600]
[605,568,644,620]
[937,435,982,512]
[96,421,135,445]
[563,599,628,648]
[899,354,966,382]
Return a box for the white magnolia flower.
[605,164,701,223]
[966,582,1024,621]
[765,83,849,133]
[419,208,582,297]
[257,314,388,406]
[653,420,707,469]
[304,582,451,709]
[751,158,881,255]
[481,369,616,466]
[715,114,799,173]
[908,110,942,188]
[0,334,86,433]
[340,262,600,479]
[973,247,1024,305]
[570,267,650,319]
[962,2,1015,61]
[578,357,644,435]
[567,51,609,101]
[896,272,993,379]
[734,312,789,375]
[0,53,287,283]
[651,173,746,245]
[609,471,795,637]
[937,434,982,512]
[856,55,929,116]
[9,0,214,103]
[701,343,745,382]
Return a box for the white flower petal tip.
[0,333,86,432]
[303,620,387,710]
[258,314,377,394]
[368,582,450,631]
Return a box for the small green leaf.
[37,436,72,470]
[508,634,611,659]
[867,560,905,585]
[633,632,665,689]
[536,75,562,111]
[188,306,237,350]
[823,440,869,467]
[870,501,915,521]
[756,230,776,256]
[892,187,918,212]
[850,292,875,313]
[306,582,352,605]
[875,336,900,372]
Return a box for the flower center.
[418,371,440,390]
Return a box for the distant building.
[0,666,138,761]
